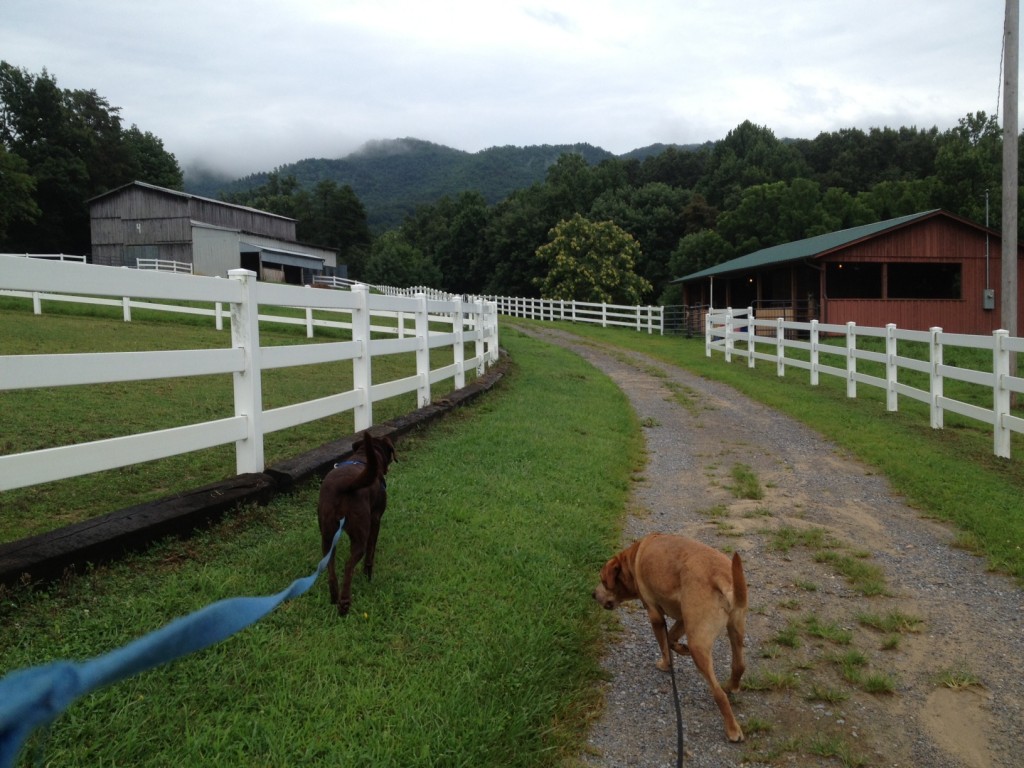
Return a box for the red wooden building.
[674,209,1024,334]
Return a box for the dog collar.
[332,459,386,490]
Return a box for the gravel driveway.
[517,325,1024,768]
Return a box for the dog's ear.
[600,557,620,589]
[616,553,639,595]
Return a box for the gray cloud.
[1,0,1010,177]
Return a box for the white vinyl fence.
[706,307,1024,459]
[0,255,499,492]
[488,295,663,334]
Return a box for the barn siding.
[192,225,242,277]
[819,216,1012,334]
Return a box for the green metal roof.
[672,209,942,283]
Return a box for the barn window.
[886,263,961,299]
[826,263,882,298]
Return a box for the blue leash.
[0,519,345,768]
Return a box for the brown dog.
[593,533,748,742]
[317,430,396,616]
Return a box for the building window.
[886,263,961,299]
[826,263,882,298]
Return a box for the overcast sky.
[2,1,1013,178]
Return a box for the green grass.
[934,661,984,690]
[0,296,456,542]
[728,462,763,499]
[857,610,925,634]
[0,326,643,766]
[529,320,1024,583]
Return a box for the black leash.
[667,643,686,768]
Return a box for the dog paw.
[727,729,745,743]
[656,659,671,672]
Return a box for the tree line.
[1,62,1012,306]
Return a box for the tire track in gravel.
[515,325,1024,768]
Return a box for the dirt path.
[517,326,1024,768]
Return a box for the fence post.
[215,301,224,331]
[776,317,785,376]
[487,300,500,364]
[228,268,264,474]
[304,288,314,339]
[122,296,131,323]
[929,327,944,429]
[705,311,712,357]
[886,323,898,412]
[724,308,734,363]
[415,292,430,408]
[474,297,486,375]
[747,306,755,368]
[845,321,857,398]
[994,329,1011,458]
[810,319,819,386]
[453,295,466,389]
[351,284,373,431]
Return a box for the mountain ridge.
[183,137,704,230]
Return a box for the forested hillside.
[189,138,622,231]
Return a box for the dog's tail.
[349,430,381,490]
[731,552,748,609]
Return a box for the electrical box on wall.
[983,288,995,310]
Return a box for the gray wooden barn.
[88,181,340,284]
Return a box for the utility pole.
[1003,0,1019,343]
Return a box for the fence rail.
[487,295,663,334]
[706,306,1024,459]
[0,255,499,492]
[135,258,193,274]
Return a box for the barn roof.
[672,209,943,283]
[88,181,297,222]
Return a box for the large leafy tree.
[299,179,372,275]
[933,111,1003,228]
[668,229,735,278]
[589,182,692,295]
[483,184,554,296]
[121,126,185,190]
[400,191,491,294]
[697,120,811,210]
[0,61,182,254]
[534,214,652,304]
[0,146,39,241]
[363,231,441,288]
